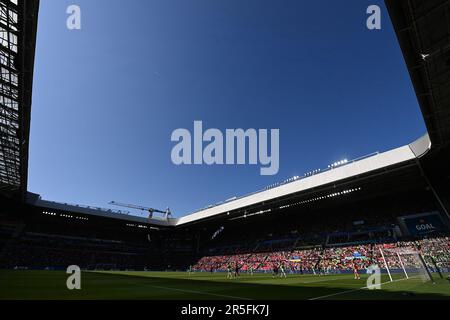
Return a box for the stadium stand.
[1,194,449,273]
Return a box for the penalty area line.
[308,277,414,300]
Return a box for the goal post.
[379,248,393,282]
[379,247,433,283]
[396,252,408,279]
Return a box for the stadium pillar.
[429,256,444,279]
[418,253,435,284]
[415,159,450,223]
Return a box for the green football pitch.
[0,270,449,300]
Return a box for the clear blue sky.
[28,0,426,217]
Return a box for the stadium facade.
[0,0,449,272]
[0,0,39,202]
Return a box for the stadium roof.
[386,0,450,149]
[0,0,39,201]
[30,196,174,227]
[175,135,431,225]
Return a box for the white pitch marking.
[309,276,417,300]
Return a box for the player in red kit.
[353,260,361,280]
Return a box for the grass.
[0,270,449,300]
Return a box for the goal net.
[378,246,433,283]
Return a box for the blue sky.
[28,0,426,217]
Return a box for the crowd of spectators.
[193,237,450,273]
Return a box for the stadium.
[1,0,450,303]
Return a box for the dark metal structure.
[386,0,450,218]
[0,0,39,201]
[386,0,450,150]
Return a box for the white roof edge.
[30,134,430,227]
[31,199,176,226]
[408,133,431,158]
[175,134,431,226]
